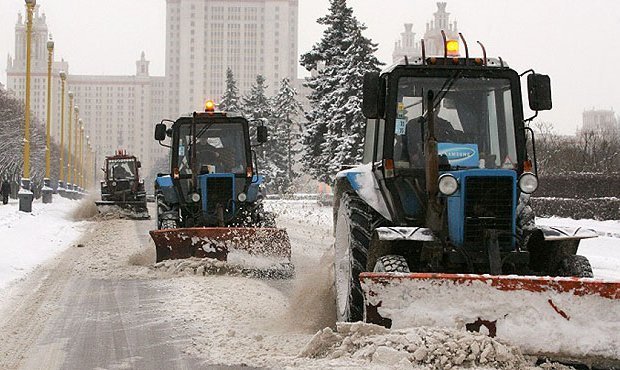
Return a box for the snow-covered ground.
[0,196,88,290]
[0,198,618,368]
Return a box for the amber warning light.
[205,100,215,112]
[446,40,459,56]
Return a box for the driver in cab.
[397,101,465,166]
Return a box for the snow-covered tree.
[263,78,303,193]
[219,67,240,113]
[241,75,270,122]
[0,88,62,196]
[241,75,272,178]
[300,0,382,183]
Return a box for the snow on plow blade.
[360,272,620,366]
[95,200,149,219]
[150,227,292,276]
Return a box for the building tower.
[392,3,459,63]
[392,23,421,62]
[165,0,299,115]
[7,7,69,140]
[423,2,458,56]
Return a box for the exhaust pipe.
[424,90,442,232]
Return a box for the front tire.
[333,193,372,322]
[374,255,410,273]
[557,255,594,278]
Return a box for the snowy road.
[0,201,338,369]
[0,200,618,369]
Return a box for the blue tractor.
[332,36,606,328]
[149,102,291,268]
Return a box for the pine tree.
[265,78,303,193]
[241,75,270,122]
[219,67,240,113]
[241,75,271,177]
[300,0,382,183]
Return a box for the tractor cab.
[107,157,138,181]
[153,100,270,230]
[359,42,550,259]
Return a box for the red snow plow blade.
[360,272,620,366]
[150,227,291,263]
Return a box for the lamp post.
[42,37,54,203]
[69,105,78,198]
[66,93,74,194]
[85,140,90,190]
[19,0,36,212]
[76,118,82,195]
[82,134,88,191]
[58,71,67,195]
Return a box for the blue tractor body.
[149,111,289,265]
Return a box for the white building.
[5,1,300,180]
[581,108,619,134]
[6,7,166,180]
[165,0,299,115]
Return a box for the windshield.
[108,159,136,180]
[177,122,247,175]
[393,76,518,170]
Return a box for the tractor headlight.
[518,172,538,194]
[438,174,459,196]
[190,193,201,202]
[237,192,247,202]
[111,181,117,187]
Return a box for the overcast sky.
[1,0,619,134]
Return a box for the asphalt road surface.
[0,201,334,369]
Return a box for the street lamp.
[76,118,83,195]
[42,37,54,204]
[83,135,89,190]
[70,105,79,198]
[58,71,67,195]
[19,0,37,212]
[66,92,74,193]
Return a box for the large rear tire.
[334,193,373,322]
[557,255,594,278]
[374,255,410,273]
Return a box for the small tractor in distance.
[96,150,149,219]
[332,34,619,365]
[149,101,292,275]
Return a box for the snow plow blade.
[360,272,620,366]
[95,200,150,220]
[149,227,293,277]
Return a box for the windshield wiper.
[426,71,462,116]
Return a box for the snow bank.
[301,322,529,369]
[0,197,88,290]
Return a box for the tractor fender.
[334,163,392,222]
[247,175,265,203]
[155,175,179,204]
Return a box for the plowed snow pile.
[301,322,530,369]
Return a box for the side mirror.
[527,73,552,111]
[257,125,268,143]
[155,123,167,141]
[362,72,385,119]
[136,161,141,168]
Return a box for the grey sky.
[1,0,619,134]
